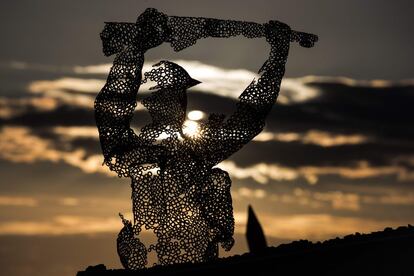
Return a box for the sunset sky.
[1,1,414,275]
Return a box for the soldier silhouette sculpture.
[95,8,317,269]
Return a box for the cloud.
[267,188,360,211]
[53,126,98,140]
[71,60,321,105]
[24,60,320,109]
[233,211,406,240]
[0,127,113,177]
[362,193,414,206]
[0,189,410,239]
[259,214,406,240]
[16,60,414,164]
[71,60,414,105]
[59,197,80,207]
[0,209,404,242]
[8,60,414,141]
[219,159,414,185]
[25,77,145,111]
[233,134,414,170]
[300,75,414,88]
[254,130,370,147]
[73,64,111,75]
[0,196,38,207]
[1,126,411,185]
[0,126,59,163]
[8,61,29,70]
[312,191,360,211]
[0,216,121,235]
[1,60,75,73]
[1,59,413,189]
[234,187,267,199]
[0,97,58,119]
[300,160,414,184]
[7,60,414,119]
[277,188,414,211]
[27,78,104,109]
[234,187,360,211]
[28,78,105,95]
[218,161,298,184]
[1,122,413,188]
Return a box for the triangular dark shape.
[246,205,268,253]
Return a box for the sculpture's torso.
[122,131,234,267]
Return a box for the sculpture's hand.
[100,8,171,56]
[136,8,171,51]
[291,30,319,48]
[264,20,318,49]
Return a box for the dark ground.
[78,225,414,276]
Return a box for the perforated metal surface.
[95,8,316,269]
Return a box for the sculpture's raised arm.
[196,21,296,165]
[95,9,171,177]
[94,47,145,178]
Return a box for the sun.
[182,120,200,138]
[187,110,205,121]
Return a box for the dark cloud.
[266,81,414,136]
[0,160,126,196]
[231,139,414,168]
[0,106,95,127]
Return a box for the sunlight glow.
[182,120,200,138]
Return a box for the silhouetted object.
[95,8,317,269]
[246,205,268,253]
[78,225,414,276]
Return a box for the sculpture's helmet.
[142,60,201,90]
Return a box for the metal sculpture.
[95,8,317,269]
